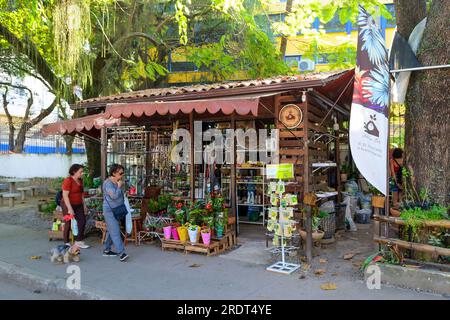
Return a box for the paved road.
[0,279,67,300]
[0,223,446,300]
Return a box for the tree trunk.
[393,0,427,39]
[279,0,293,59]
[64,135,74,155]
[13,122,29,153]
[401,0,450,205]
[1,88,15,151]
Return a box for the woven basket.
[320,213,336,239]
[335,204,347,230]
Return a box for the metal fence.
[0,125,85,154]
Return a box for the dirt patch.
[0,205,52,232]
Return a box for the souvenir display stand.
[266,164,301,275]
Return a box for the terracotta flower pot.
[299,229,325,241]
[390,208,401,217]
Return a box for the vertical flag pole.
[385,79,391,239]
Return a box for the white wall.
[0,154,87,178]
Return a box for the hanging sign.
[279,104,303,129]
[349,5,390,195]
[266,164,294,180]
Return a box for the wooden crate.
[184,241,219,256]
[213,236,230,253]
[212,231,237,253]
[161,239,186,252]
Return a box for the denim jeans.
[103,209,125,254]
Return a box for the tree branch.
[0,22,61,92]
[29,97,59,127]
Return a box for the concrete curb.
[0,260,113,300]
[365,262,450,296]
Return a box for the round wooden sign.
[279,104,303,129]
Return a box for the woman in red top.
[62,164,89,249]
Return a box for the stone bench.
[1,193,21,207]
[29,185,47,196]
[17,187,33,201]
[0,192,7,206]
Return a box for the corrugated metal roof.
[75,69,352,109]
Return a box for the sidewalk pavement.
[0,223,446,300]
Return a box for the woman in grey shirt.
[102,164,129,262]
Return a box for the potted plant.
[188,224,199,244]
[163,224,172,240]
[171,222,180,240]
[147,199,159,215]
[300,216,325,241]
[215,219,224,238]
[201,227,211,245]
[177,224,189,242]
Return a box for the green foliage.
[42,200,57,213]
[148,194,173,214]
[187,42,236,81]
[400,205,449,241]
[312,215,321,232]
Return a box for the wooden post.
[190,113,195,203]
[145,130,150,187]
[303,193,316,264]
[304,98,313,263]
[372,196,385,250]
[303,97,310,194]
[231,114,237,236]
[335,115,342,203]
[305,204,313,263]
[100,127,107,181]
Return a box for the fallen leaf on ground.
[320,282,338,290]
[343,253,356,260]
[302,264,311,271]
[189,264,202,268]
[299,274,306,279]
[29,256,41,260]
[352,262,362,268]
[319,259,328,264]
[403,264,421,269]
[314,269,326,276]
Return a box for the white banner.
[350,6,390,195]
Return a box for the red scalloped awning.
[104,97,260,118]
[42,113,121,136]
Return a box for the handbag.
[103,182,128,221]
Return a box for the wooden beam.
[373,215,450,229]
[374,236,450,257]
[279,130,304,138]
[279,157,303,164]
[279,149,305,156]
[279,139,304,147]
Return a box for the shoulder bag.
[103,181,128,221]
